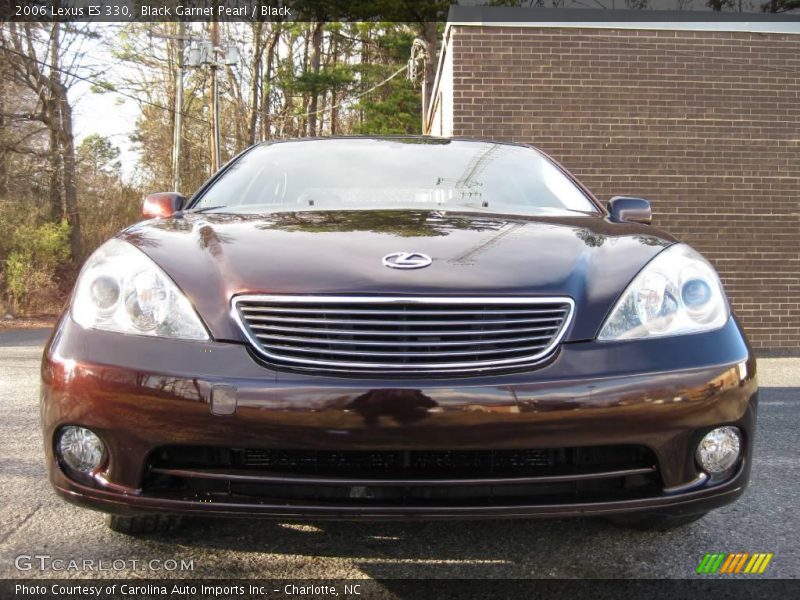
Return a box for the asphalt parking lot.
[1,328,797,580]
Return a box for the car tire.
[607,512,708,531]
[105,514,183,535]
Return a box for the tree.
[354,25,421,134]
[761,0,800,10]
[77,134,121,197]
[76,134,140,257]
[1,22,83,259]
[707,0,736,10]
[307,21,324,136]
[78,134,121,177]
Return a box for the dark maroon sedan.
[41,137,755,535]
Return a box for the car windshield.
[191,138,598,216]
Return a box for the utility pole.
[210,18,221,172]
[408,38,429,134]
[151,27,193,190]
[184,28,238,173]
[172,20,185,191]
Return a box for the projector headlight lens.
[681,278,712,312]
[696,426,742,474]
[89,275,120,312]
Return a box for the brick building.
[425,8,800,352]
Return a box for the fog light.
[696,426,741,474]
[57,426,105,473]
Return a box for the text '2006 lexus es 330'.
[41,137,756,535]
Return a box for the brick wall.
[443,26,800,351]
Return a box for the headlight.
[598,244,729,340]
[72,239,209,340]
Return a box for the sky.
[71,79,141,180]
[67,31,142,182]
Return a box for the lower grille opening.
[142,446,662,507]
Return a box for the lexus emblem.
[382,252,433,270]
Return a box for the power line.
[2,43,415,133]
[0,43,211,127]
[292,64,410,119]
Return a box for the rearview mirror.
[607,196,652,225]
[142,192,185,219]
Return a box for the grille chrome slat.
[249,323,562,337]
[241,307,568,317]
[255,332,555,348]
[233,295,574,374]
[261,343,550,358]
[243,315,562,327]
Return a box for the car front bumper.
[41,315,757,520]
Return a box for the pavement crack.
[0,503,42,545]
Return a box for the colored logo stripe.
[720,553,748,573]
[720,553,737,573]
[697,553,726,574]
[696,553,714,574]
[697,553,773,575]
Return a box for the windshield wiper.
[188,205,227,213]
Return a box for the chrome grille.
[233,296,574,375]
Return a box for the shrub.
[3,220,71,312]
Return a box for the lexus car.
[41,137,756,535]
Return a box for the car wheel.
[105,514,183,535]
[607,512,708,531]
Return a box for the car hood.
[119,210,675,342]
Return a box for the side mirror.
[607,196,652,225]
[142,192,185,219]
